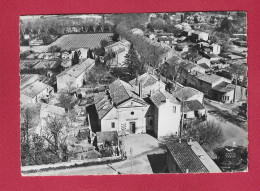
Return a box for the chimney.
[186,169,189,173]
[179,138,182,143]
[139,82,143,98]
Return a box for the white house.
[105,40,131,68]
[56,58,95,92]
[173,86,204,104]
[20,80,54,106]
[147,90,181,138]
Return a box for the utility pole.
[130,147,133,174]
[180,98,184,138]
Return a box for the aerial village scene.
[20,12,248,175]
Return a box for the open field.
[50,33,113,50]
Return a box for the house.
[130,28,144,36]
[173,86,204,104]
[195,74,231,98]
[178,62,207,87]
[20,80,54,106]
[29,38,44,46]
[191,31,210,42]
[105,40,130,68]
[166,140,222,173]
[87,79,149,135]
[56,58,95,92]
[146,90,181,138]
[182,29,194,37]
[129,73,166,97]
[194,57,211,67]
[175,43,189,52]
[182,100,206,119]
[198,63,211,73]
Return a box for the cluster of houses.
[20,13,247,174]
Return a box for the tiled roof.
[198,63,210,69]
[96,131,118,145]
[109,79,146,106]
[93,92,114,119]
[129,73,158,88]
[174,87,203,102]
[196,74,223,84]
[58,58,95,78]
[212,81,235,93]
[166,141,209,173]
[183,100,205,112]
[150,90,179,107]
[21,81,52,98]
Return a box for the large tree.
[124,44,142,78]
[56,91,75,111]
[72,51,80,65]
[186,120,225,150]
[42,116,69,162]
[85,64,109,88]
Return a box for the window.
[111,122,115,128]
[173,106,176,113]
[184,114,187,119]
[131,111,134,115]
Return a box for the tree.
[42,116,69,162]
[111,32,120,42]
[220,17,232,32]
[48,45,61,53]
[87,49,94,59]
[124,44,142,78]
[72,51,80,65]
[227,63,247,103]
[100,39,109,48]
[85,64,109,88]
[41,34,54,45]
[186,121,225,150]
[57,91,75,111]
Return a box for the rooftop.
[21,81,51,98]
[212,81,235,93]
[173,87,203,102]
[183,100,205,112]
[198,63,210,69]
[196,74,223,84]
[150,90,179,107]
[129,73,159,88]
[166,141,209,173]
[109,79,146,106]
[58,58,95,78]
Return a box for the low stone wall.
[21,156,122,174]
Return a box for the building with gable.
[87,79,149,135]
[56,58,95,92]
[166,140,222,173]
